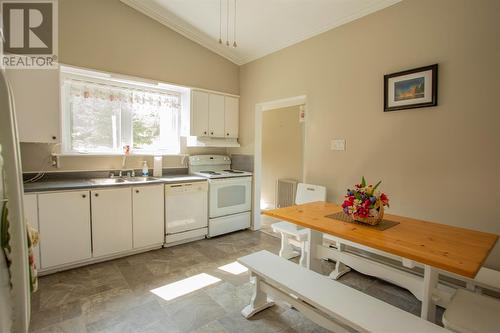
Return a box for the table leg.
[421,264,438,322]
[307,229,323,272]
[328,240,351,279]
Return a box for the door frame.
[253,95,308,230]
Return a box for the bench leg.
[307,229,323,272]
[278,232,300,260]
[241,273,275,318]
[421,264,438,322]
[328,241,351,280]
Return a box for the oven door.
[209,176,252,218]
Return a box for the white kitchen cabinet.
[132,184,164,248]
[208,94,225,137]
[191,90,209,137]
[38,191,91,268]
[91,187,132,257]
[190,90,239,139]
[6,69,60,143]
[23,194,40,269]
[224,96,239,138]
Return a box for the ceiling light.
[218,0,237,48]
[218,0,222,44]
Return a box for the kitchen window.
[61,70,181,155]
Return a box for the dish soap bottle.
[142,161,149,176]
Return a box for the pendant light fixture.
[226,0,230,46]
[233,0,237,48]
[218,0,222,44]
[218,0,237,48]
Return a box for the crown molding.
[121,0,401,66]
[120,0,245,65]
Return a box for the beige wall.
[232,0,500,268]
[59,0,239,94]
[261,106,303,208]
[20,0,240,172]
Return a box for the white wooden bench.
[441,267,500,333]
[238,250,448,333]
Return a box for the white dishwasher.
[164,181,208,246]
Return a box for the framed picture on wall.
[384,64,438,112]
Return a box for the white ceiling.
[121,0,401,65]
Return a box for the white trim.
[120,0,401,66]
[253,95,308,230]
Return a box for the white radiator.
[276,179,298,208]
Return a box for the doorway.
[261,105,304,210]
[252,95,307,231]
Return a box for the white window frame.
[60,66,185,156]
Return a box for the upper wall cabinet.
[224,96,239,138]
[191,90,209,137]
[190,90,239,139]
[6,69,60,143]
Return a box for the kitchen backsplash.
[20,142,228,173]
[230,154,254,172]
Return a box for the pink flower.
[380,193,389,206]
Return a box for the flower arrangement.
[341,177,389,225]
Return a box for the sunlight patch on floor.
[218,261,249,275]
[150,273,221,301]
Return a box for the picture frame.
[384,64,438,112]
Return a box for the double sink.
[89,176,160,186]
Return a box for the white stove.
[192,169,253,179]
[188,155,252,237]
[188,155,252,179]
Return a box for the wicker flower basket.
[352,205,384,226]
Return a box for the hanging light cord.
[218,0,237,48]
[226,0,230,46]
[219,0,222,43]
[233,0,237,47]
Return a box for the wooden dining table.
[264,201,498,322]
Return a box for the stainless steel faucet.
[117,169,134,178]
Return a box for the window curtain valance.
[65,78,180,109]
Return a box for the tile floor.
[29,220,443,333]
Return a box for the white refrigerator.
[0,69,31,332]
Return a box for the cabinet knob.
[52,136,57,140]
[135,190,139,193]
[226,133,229,136]
[203,131,207,135]
[82,194,86,198]
[94,193,99,197]
[210,131,214,135]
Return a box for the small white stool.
[442,288,500,333]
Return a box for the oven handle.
[209,177,252,185]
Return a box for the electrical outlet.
[331,139,346,151]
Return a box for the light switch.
[331,139,346,151]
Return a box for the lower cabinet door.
[38,191,91,268]
[132,184,164,248]
[91,187,133,257]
